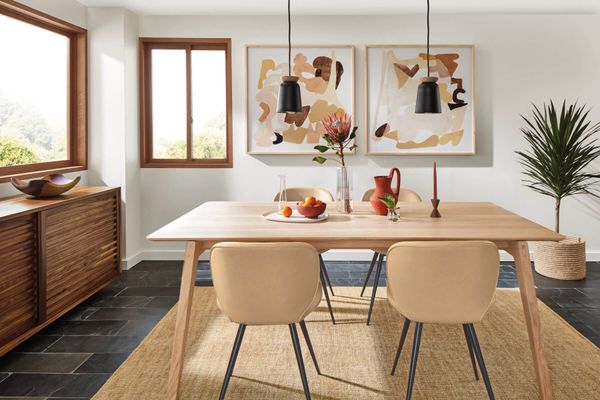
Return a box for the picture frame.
[365,44,475,155]
[246,45,355,155]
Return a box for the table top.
[147,201,563,246]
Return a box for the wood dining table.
[148,201,563,400]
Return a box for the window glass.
[191,50,227,159]
[0,14,69,167]
[151,49,187,159]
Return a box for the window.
[140,38,232,168]
[0,1,87,183]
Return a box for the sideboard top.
[0,186,119,222]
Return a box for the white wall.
[0,0,88,199]
[87,7,141,263]
[134,14,600,262]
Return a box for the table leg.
[508,241,553,400]
[166,241,203,400]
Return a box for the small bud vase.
[336,166,353,214]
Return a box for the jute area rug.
[93,288,600,399]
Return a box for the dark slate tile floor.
[0,259,598,399]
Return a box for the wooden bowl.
[11,174,81,198]
[296,203,327,219]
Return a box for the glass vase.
[336,166,353,214]
[278,174,287,212]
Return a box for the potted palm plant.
[516,100,600,280]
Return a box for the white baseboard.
[123,249,600,269]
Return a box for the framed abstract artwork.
[366,45,475,155]
[246,45,355,154]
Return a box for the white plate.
[263,210,329,223]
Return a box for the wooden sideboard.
[0,186,121,356]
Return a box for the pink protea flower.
[313,111,357,168]
[322,111,352,144]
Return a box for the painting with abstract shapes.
[246,45,355,154]
[366,45,475,155]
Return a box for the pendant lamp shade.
[415,77,442,114]
[277,76,302,113]
[277,0,302,113]
[415,0,441,114]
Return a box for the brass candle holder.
[430,198,441,218]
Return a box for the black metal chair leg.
[467,324,495,400]
[299,320,321,375]
[290,324,312,400]
[319,266,336,324]
[406,322,423,400]
[319,255,335,297]
[360,252,379,297]
[367,253,384,325]
[463,324,479,381]
[219,324,246,400]
[391,319,411,375]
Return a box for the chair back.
[386,241,500,324]
[361,188,422,202]
[210,242,321,325]
[274,187,334,202]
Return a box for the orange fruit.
[304,196,316,206]
[281,206,292,218]
[302,201,312,207]
[315,200,323,206]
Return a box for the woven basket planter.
[534,236,586,280]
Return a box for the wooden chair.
[386,241,499,400]
[211,242,322,400]
[273,188,336,324]
[360,188,423,325]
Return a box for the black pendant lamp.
[277,0,302,113]
[415,0,441,114]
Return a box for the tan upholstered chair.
[360,188,423,325]
[274,187,334,203]
[361,188,422,204]
[211,242,322,400]
[386,241,499,400]
[273,187,337,324]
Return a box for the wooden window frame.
[139,38,233,168]
[0,0,87,183]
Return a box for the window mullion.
[185,45,193,161]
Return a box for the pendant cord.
[288,0,292,76]
[426,0,430,77]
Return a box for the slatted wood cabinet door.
[0,186,121,356]
[0,214,38,348]
[42,191,120,319]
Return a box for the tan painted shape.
[309,99,341,123]
[392,65,409,88]
[258,59,276,89]
[282,125,308,144]
[439,130,464,146]
[383,129,398,141]
[396,134,440,149]
[294,52,328,94]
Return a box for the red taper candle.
[433,161,438,200]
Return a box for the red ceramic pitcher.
[370,168,401,216]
